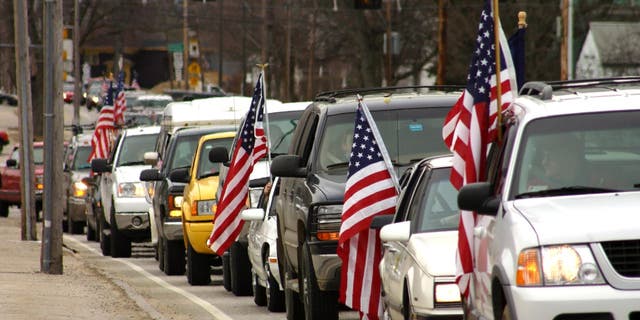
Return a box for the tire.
[253,269,267,306]
[86,221,96,241]
[300,242,338,320]
[0,201,9,217]
[222,251,232,291]
[186,241,211,285]
[69,217,84,235]
[110,207,131,258]
[99,214,111,256]
[230,241,252,296]
[157,236,165,272]
[284,255,304,320]
[265,261,285,312]
[164,238,185,275]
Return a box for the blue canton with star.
[348,104,383,178]
[240,73,264,152]
[104,81,114,106]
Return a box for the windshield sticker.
[408,123,423,132]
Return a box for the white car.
[458,78,640,319]
[240,177,285,312]
[91,126,160,258]
[378,155,462,320]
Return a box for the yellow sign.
[188,62,201,75]
[189,76,199,87]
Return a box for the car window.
[33,147,44,165]
[316,108,450,176]
[267,111,302,155]
[411,167,459,233]
[196,137,234,178]
[73,146,92,170]
[511,110,640,198]
[116,134,158,166]
[168,135,202,170]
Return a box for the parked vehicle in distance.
[170,131,235,285]
[0,142,45,217]
[85,79,105,110]
[375,155,462,320]
[140,126,237,276]
[458,77,640,319]
[62,132,94,234]
[91,126,160,257]
[271,86,461,319]
[240,177,285,312]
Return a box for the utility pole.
[42,0,64,274]
[73,0,80,126]
[560,0,568,80]
[183,0,189,90]
[13,0,37,241]
[436,0,448,85]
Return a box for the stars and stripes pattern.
[338,100,399,320]
[114,72,127,126]
[87,105,115,162]
[207,72,268,255]
[441,0,516,298]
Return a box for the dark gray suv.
[270,86,461,319]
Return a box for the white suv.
[92,126,160,258]
[458,78,640,320]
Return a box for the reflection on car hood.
[313,173,347,203]
[408,230,457,277]
[115,165,150,183]
[513,192,640,245]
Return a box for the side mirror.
[380,221,411,242]
[139,168,162,181]
[144,151,159,166]
[209,147,229,165]
[168,167,190,183]
[270,155,307,178]
[457,182,498,215]
[369,214,394,230]
[240,208,266,221]
[91,158,111,173]
[5,159,17,167]
[249,176,270,188]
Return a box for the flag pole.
[492,0,503,142]
[257,63,272,182]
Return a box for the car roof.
[124,125,161,136]
[172,125,238,137]
[267,101,311,113]
[135,94,173,101]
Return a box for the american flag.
[441,0,516,298]
[114,71,127,126]
[338,100,399,320]
[207,72,268,254]
[88,105,115,162]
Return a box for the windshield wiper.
[515,186,620,199]
[118,160,146,167]
[326,162,349,170]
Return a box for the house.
[576,21,640,79]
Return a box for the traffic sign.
[188,62,201,75]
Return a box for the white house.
[576,21,640,79]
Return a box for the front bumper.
[114,212,150,234]
[68,196,87,222]
[162,220,184,241]
[184,220,214,255]
[508,284,640,320]
[308,240,341,291]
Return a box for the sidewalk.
[0,212,152,320]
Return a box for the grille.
[600,240,640,277]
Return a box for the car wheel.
[86,220,96,241]
[164,238,185,276]
[222,250,232,291]
[265,261,285,312]
[0,201,9,217]
[283,254,304,320]
[69,217,84,235]
[109,208,131,258]
[186,240,211,285]
[99,214,111,256]
[301,242,338,319]
[252,269,267,306]
[157,236,165,272]
[230,241,252,296]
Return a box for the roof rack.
[314,85,464,103]
[519,76,640,100]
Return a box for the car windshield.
[196,137,234,178]
[73,146,92,170]
[33,147,44,165]
[317,108,450,175]
[411,167,459,233]
[167,134,202,170]
[267,110,302,155]
[136,98,172,110]
[116,134,158,166]
[511,110,640,199]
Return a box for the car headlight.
[434,282,461,304]
[117,182,145,197]
[192,199,216,216]
[72,181,88,197]
[313,204,343,241]
[516,245,604,286]
[35,175,44,190]
[91,96,99,103]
